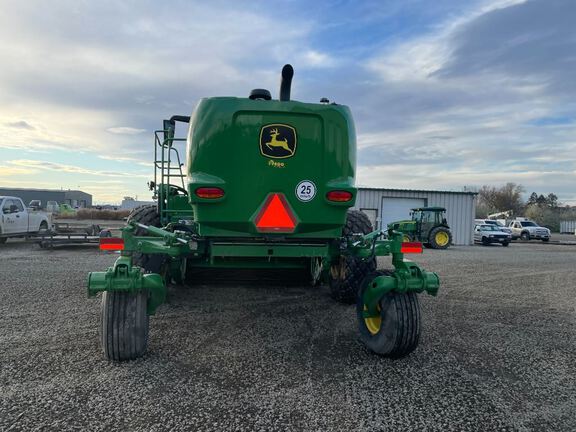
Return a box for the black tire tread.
[126,205,164,272]
[329,210,377,303]
[357,270,421,358]
[393,291,421,358]
[429,226,452,249]
[101,290,149,361]
[127,205,161,236]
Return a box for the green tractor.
[88,65,440,361]
[388,207,452,249]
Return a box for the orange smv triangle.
[255,193,297,233]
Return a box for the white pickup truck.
[507,218,551,242]
[0,196,51,244]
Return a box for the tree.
[477,183,525,217]
[525,192,559,208]
[527,192,538,206]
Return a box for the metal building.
[560,221,576,234]
[353,187,477,245]
[0,187,92,208]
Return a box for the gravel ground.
[1,239,575,431]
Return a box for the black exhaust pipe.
[279,64,294,101]
[169,115,190,124]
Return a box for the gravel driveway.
[1,240,575,431]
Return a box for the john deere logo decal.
[260,124,297,159]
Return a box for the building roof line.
[0,187,87,194]
[357,187,478,196]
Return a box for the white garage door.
[380,197,426,228]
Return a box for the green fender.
[362,262,439,319]
[87,256,166,315]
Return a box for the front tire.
[521,232,530,241]
[329,210,377,304]
[100,290,149,361]
[357,271,421,358]
[429,226,452,249]
[502,241,510,247]
[402,233,414,242]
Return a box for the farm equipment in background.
[388,207,452,249]
[56,203,77,218]
[87,65,440,362]
[34,222,110,249]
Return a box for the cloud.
[0,165,35,176]
[106,127,146,135]
[437,0,574,94]
[97,154,150,166]
[345,0,576,204]
[0,2,313,111]
[5,120,35,130]
[7,159,150,179]
[0,0,575,204]
[367,0,527,83]
[299,50,336,68]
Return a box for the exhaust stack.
[279,64,294,101]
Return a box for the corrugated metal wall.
[560,221,576,233]
[354,188,477,245]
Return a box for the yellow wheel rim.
[435,231,449,246]
[402,234,411,242]
[363,305,382,335]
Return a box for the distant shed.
[0,187,92,208]
[353,187,477,246]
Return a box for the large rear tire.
[329,210,377,304]
[126,205,164,273]
[100,290,149,361]
[357,270,421,358]
[429,226,452,249]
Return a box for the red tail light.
[195,187,224,199]
[255,193,297,233]
[326,190,353,202]
[401,242,423,254]
[100,237,124,251]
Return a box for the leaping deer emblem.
[266,128,294,155]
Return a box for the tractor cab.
[388,206,452,249]
[410,207,448,229]
[409,207,451,249]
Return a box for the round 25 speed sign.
[295,180,316,202]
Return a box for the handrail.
[153,130,188,224]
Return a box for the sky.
[0,0,575,205]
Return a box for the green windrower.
[88,64,440,361]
